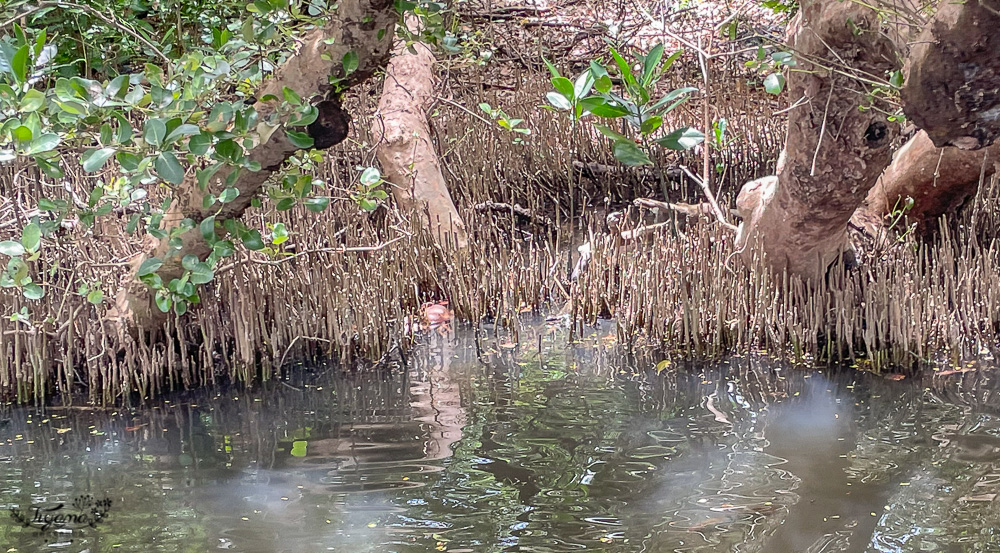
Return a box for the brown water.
[1,325,999,552]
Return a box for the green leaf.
[11,45,28,83]
[342,50,359,75]
[889,69,904,88]
[542,57,561,78]
[640,116,662,135]
[242,230,265,250]
[22,283,44,300]
[583,98,630,118]
[126,213,141,234]
[648,87,698,115]
[114,114,134,144]
[154,152,185,184]
[661,49,683,72]
[137,257,163,277]
[25,133,60,155]
[13,126,32,142]
[656,126,705,150]
[360,166,381,186]
[276,197,296,211]
[594,124,630,143]
[545,92,571,111]
[0,241,26,257]
[19,89,45,112]
[200,216,217,242]
[155,293,171,313]
[609,47,637,90]
[304,197,330,212]
[288,106,319,126]
[214,139,244,163]
[21,223,40,253]
[763,73,786,95]
[182,254,200,271]
[82,147,117,172]
[551,76,575,103]
[164,124,200,145]
[612,140,652,166]
[219,187,239,203]
[144,118,166,146]
[188,132,212,155]
[282,86,302,106]
[189,262,214,285]
[87,289,104,304]
[573,70,595,99]
[642,43,665,87]
[271,223,288,245]
[116,151,141,172]
[286,130,314,149]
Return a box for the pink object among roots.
[419,301,453,334]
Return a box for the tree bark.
[114,0,397,332]
[851,131,1000,238]
[735,0,899,280]
[902,0,1000,150]
[371,17,468,249]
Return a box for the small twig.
[679,166,738,232]
[810,84,835,177]
[215,235,409,273]
[474,201,553,227]
[435,96,497,126]
[277,335,331,369]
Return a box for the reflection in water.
[0,326,998,552]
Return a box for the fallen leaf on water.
[55,427,71,434]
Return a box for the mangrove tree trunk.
[371,17,468,250]
[735,0,898,280]
[902,0,1000,150]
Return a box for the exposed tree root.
[852,131,1000,240]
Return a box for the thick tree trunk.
[851,131,1000,238]
[114,0,397,331]
[902,0,1000,150]
[371,17,468,249]
[735,0,898,279]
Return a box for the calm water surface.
[2,326,999,552]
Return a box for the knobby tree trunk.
[851,131,1000,239]
[735,0,898,279]
[902,0,1000,150]
[114,0,397,332]
[371,17,468,249]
